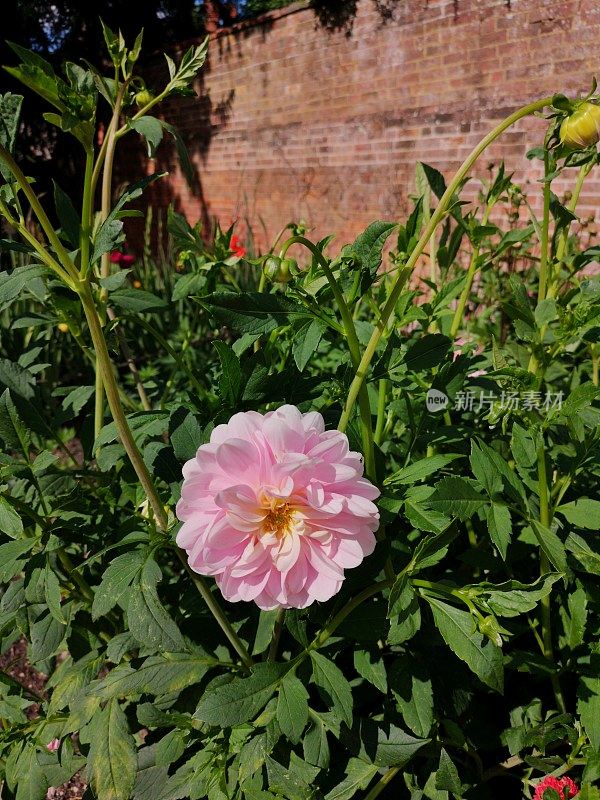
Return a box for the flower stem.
[79,281,168,529]
[338,97,553,431]
[267,608,286,662]
[538,149,552,302]
[175,550,253,670]
[0,143,79,285]
[363,767,400,800]
[536,440,566,713]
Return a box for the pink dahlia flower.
[176,405,379,610]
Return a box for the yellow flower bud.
[560,101,600,149]
[58,323,69,333]
[133,279,142,289]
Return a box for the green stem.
[57,548,94,603]
[0,144,79,285]
[363,767,400,800]
[338,97,553,431]
[374,379,388,446]
[311,579,391,652]
[536,440,566,713]
[267,608,286,662]
[94,354,105,439]
[449,203,491,339]
[79,146,95,277]
[175,550,253,670]
[538,149,551,302]
[79,281,168,530]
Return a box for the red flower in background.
[109,250,136,267]
[230,234,246,258]
[534,776,579,800]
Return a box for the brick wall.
[123,0,600,254]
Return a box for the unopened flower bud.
[560,101,600,149]
[263,256,294,283]
[478,615,503,647]
[58,323,69,333]
[135,89,155,108]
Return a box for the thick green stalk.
[538,150,551,302]
[338,97,553,431]
[267,608,286,662]
[79,281,168,529]
[79,146,95,277]
[374,379,388,446]
[537,441,566,712]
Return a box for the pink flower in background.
[176,405,379,610]
[533,775,579,800]
[46,738,60,752]
[109,250,136,267]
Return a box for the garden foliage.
[0,27,599,800]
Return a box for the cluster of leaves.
[0,33,599,800]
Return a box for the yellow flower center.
[262,502,294,538]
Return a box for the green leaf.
[213,340,242,406]
[578,646,600,751]
[0,358,35,399]
[29,611,65,663]
[87,698,137,800]
[252,609,279,655]
[0,496,23,538]
[131,116,164,157]
[169,407,203,462]
[324,758,377,800]
[0,93,23,181]
[200,292,310,336]
[477,574,561,617]
[354,649,388,693]
[566,532,600,575]
[276,673,309,744]
[0,265,48,311]
[0,538,35,583]
[44,564,65,624]
[384,454,462,486]
[404,334,452,372]
[427,477,487,520]
[426,597,503,691]
[127,559,186,653]
[110,288,167,313]
[92,173,164,263]
[529,520,568,574]
[53,181,80,247]
[310,651,353,727]
[194,663,287,727]
[389,656,433,738]
[486,503,512,560]
[92,550,145,621]
[303,713,330,769]
[435,748,461,794]
[343,220,397,288]
[558,498,600,530]
[293,318,326,371]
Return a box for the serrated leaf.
[426,597,503,692]
[310,651,353,727]
[127,559,186,653]
[277,673,309,744]
[88,698,137,800]
[92,550,145,621]
[324,758,377,800]
[194,663,287,727]
[427,477,487,520]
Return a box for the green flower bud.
[560,101,600,149]
[135,89,155,108]
[263,256,294,283]
[478,615,503,647]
